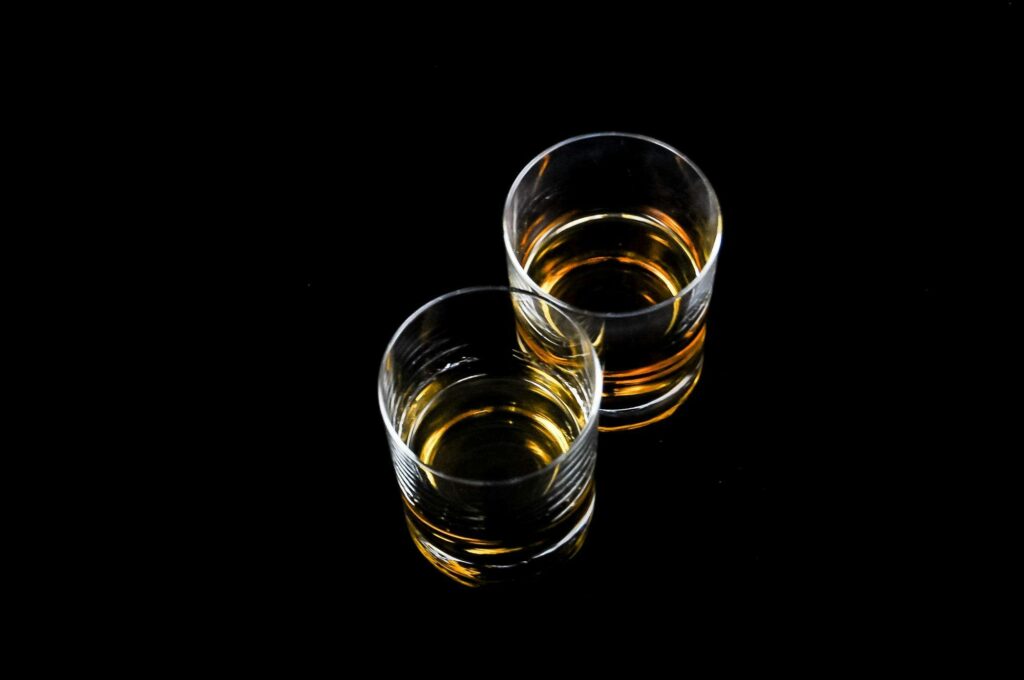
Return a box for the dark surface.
[225,16,1013,625]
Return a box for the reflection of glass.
[378,287,601,586]
[504,133,723,430]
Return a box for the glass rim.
[502,131,723,320]
[377,285,603,488]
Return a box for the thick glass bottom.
[405,493,595,587]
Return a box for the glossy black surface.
[223,22,1011,626]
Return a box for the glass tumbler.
[504,132,723,430]
[378,287,601,586]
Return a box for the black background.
[217,10,1014,627]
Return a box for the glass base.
[405,494,595,587]
[598,363,703,432]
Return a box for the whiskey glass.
[378,287,601,585]
[504,132,722,430]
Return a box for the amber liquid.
[402,366,594,584]
[408,374,583,479]
[522,210,707,426]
